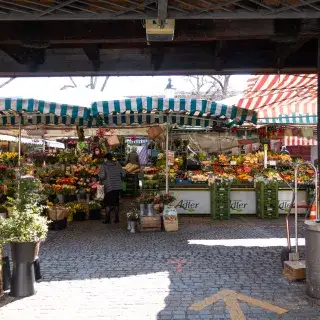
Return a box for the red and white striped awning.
[238,75,317,121]
[284,136,317,146]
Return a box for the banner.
[230,191,256,214]
[278,190,307,214]
[171,190,211,214]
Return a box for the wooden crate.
[283,260,306,281]
[139,216,161,232]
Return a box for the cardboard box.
[283,260,306,281]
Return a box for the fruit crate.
[138,216,161,232]
[256,182,279,219]
[212,183,230,220]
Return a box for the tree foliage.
[178,75,232,101]
[60,76,110,92]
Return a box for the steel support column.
[317,38,320,207]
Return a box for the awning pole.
[165,122,169,194]
[18,115,22,167]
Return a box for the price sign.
[168,151,175,166]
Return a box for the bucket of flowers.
[67,202,87,221]
[88,200,101,220]
[127,210,140,233]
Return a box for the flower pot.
[73,211,86,221]
[130,220,137,233]
[2,256,11,292]
[127,220,131,231]
[10,242,37,297]
[86,194,90,202]
[57,194,64,204]
[147,203,153,216]
[140,204,146,216]
[89,209,101,220]
[76,194,81,201]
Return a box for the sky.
[0,75,250,106]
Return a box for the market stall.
[91,97,259,222]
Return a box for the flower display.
[56,177,75,185]
[61,185,76,196]
[76,178,92,194]
[0,152,18,166]
[52,184,62,194]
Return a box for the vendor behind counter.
[126,147,140,166]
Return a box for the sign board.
[278,190,307,214]
[168,151,175,166]
[170,190,211,214]
[230,190,256,214]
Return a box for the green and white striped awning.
[91,97,257,126]
[0,114,97,127]
[258,113,317,124]
[0,98,91,120]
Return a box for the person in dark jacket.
[99,153,124,223]
[125,147,140,166]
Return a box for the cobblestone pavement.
[1,212,320,320]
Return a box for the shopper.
[126,147,140,166]
[99,153,124,224]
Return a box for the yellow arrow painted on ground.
[189,289,288,320]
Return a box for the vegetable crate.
[211,183,230,220]
[138,216,161,232]
[123,174,139,197]
[256,182,279,219]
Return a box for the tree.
[178,75,232,101]
[60,76,109,92]
[0,77,15,89]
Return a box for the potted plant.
[0,177,48,297]
[88,201,101,220]
[127,210,140,233]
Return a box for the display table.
[144,183,308,219]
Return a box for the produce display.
[123,163,140,174]
[141,151,315,186]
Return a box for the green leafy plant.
[0,177,48,245]
[88,201,101,210]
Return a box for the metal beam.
[158,0,168,21]
[0,42,317,76]
[83,44,101,71]
[0,9,319,20]
[115,0,157,17]
[275,38,311,69]
[38,0,78,17]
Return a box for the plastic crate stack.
[123,174,139,197]
[212,182,230,220]
[256,182,279,219]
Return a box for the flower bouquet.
[0,152,18,166]
[43,184,55,196]
[161,193,176,205]
[127,209,140,233]
[56,177,75,185]
[0,164,7,178]
[67,202,87,221]
[61,185,76,196]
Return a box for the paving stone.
[0,212,319,320]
